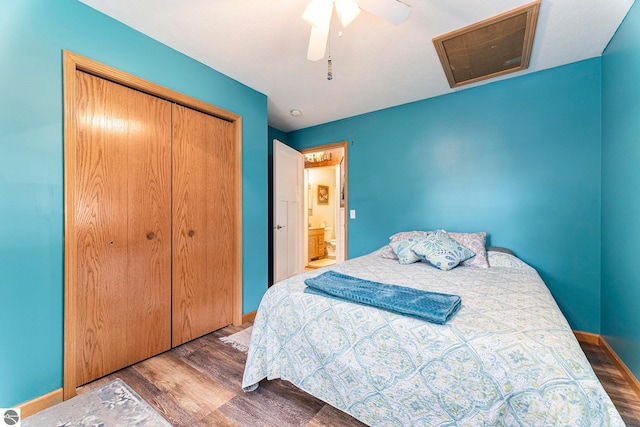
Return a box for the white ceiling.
[78,0,634,132]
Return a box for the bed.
[242,242,623,426]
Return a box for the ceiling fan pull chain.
[327,37,333,81]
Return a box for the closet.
[64,52,241,396]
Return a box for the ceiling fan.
[302,0,411,61]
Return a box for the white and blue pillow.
[389,237,424,265]
[411,230,476,271]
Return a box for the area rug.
[220,326,253,353]
[23,378,171,426]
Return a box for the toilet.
[324,227,336,258]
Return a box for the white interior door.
[335,166,345,263]
[274,139,304,282]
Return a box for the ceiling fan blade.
[302,0,333,28]
[307,24,330,61]
[357,0,411,25]
[335,0,361,27]
[304,0,333,61]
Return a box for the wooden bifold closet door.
[74,70,172,386]
[72,69,235,387]
[171,103,235,347]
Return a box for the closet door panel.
[74,71,172,386]
[172,104,235,346]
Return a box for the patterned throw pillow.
[487,251,528,268]
[389,237,424,265]
[448,231,489,268]
[389,230,429,242]
[412,230,476,271]
[381,231,431,260]
[380,244,398,259]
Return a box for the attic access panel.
[433,0,540,88]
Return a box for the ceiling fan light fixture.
[334,0,361,27]
[303,0,411,62]
[302,0,333,29]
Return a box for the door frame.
[300,140,349,261]
[62,51,243,399]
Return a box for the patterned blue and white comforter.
[242,250,623,426]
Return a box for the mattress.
[242,249,623,426]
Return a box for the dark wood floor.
[79,323,640,426]
[579,341,640,426]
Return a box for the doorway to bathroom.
[301,141,348,270]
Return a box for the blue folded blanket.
[304,271,461,324]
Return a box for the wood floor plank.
[77,324,640,426]
[307,403,369,427]
[134,352,235,420]
[197,409,240,427]
[174,333,247,390]
[218,377,327,426]
[580,341,640,426]
[121,369,203,427]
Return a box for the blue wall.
[288,59,603,334]
[0,0,267,407]
[602,0,640,381]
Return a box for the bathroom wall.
[308,166,336,238]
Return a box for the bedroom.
[1,0,640,424]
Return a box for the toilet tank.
[324,227,333,241]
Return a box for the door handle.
[275,225,285,230]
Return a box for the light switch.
[350,210,356,219]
